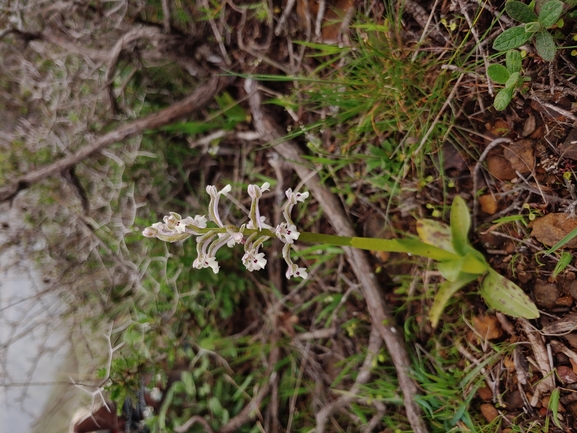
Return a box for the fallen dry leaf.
[480,403,499,423]
[487,152,517,180]
[504,140,535,173]
[531,213,577,248]
[477,385,493,401]
[559,128,577,161]
[473,314,504,340]
[479,194,498,215]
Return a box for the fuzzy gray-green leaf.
[494,88,514,111]
[538,0,564,28]
[505,0,538,23]
[506,50,523,73]
[493,26,533,51]
[535,30,556,61]
[487,64,511,84]
[479,269,539,318]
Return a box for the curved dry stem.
[245,78,428,433]
[0,76,230,203]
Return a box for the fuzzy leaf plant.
[143,185,539,329]
[493,0,564,62]
[487,50,530,110]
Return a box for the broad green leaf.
[505,72,521,89]
[450,196,473,255]
[535,30,556,61]
[395,238,460,261]
[493,26,533,51]
[538,0,564,28]
[438,259,464,281]
[430,272,478,328]
[506,49,523,73]
[553,251,572,278]
[487,64,511,84]
[494,88,514,111]
[416,219,455,253]
[462,250,489,274]
[524,21,542,33]
[505,0,538,23]
[479,269,539,318]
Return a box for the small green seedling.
[487,50,530,110]
[493,0,564,62]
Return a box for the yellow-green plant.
[143,187,539,328]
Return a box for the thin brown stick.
[218,348,279,433]
[0,76,230,203]
[315,326,382,433]
[245,79,428,433]
[104,26,165,115]
[175,416,215,433]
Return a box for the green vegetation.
[492,0,567,61]
[5,0,577,432]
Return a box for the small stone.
[558,365,577,384]
[534,280,560,310]
[557,295,574,307]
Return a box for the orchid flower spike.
[143,184,310,279]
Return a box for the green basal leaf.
[553,251,572,278]
[462,250,489,274]
[505,0,538,23]
[549,387,562,428]
[535,30,557,61]
[487,64,511,84]
[538,0,564,28]
[494,88,514,111]
[450,196,473,255]
[479,269,539,319]
[524,21,542,33]
[505,71,521,89]
[395,238,460,261]
[429,272,479,328]
[438,259,465,282]
[506,49,523,73]
[493,26,533,51]
[416,219,456,253]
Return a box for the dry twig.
[245,78,428,433]
[0,76,230,203]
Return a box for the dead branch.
[104,26,166,115]
[0,76,230,203]
[245,79,428,433]
[315,325,382,433]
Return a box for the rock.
[534,280,560,310]
[558,365,577,384]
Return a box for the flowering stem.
[297,232,460,261]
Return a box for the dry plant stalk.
[245,79,428,433]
